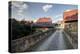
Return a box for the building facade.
[63,9,78,48]
[36,17,52,31]
[63,9,78,32]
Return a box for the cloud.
[11,1,28,18]
[12,1,23,8]
[52,14,63,23]
[55,14,62,18]
[52,18,63,23]
[43,5,53,12]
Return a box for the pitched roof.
[36,17,52,23]
[64,9,78,21]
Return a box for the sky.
[11,1,78,23]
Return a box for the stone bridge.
[11,28,55,52]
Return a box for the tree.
[9,18,36,40]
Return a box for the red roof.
[36,17,52,23]
[64,9,78,21]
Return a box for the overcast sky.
[11,1,78,23]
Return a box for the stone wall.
[11,28,55,52]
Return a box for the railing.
[64,29,78,49]
[11,28,55,52]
